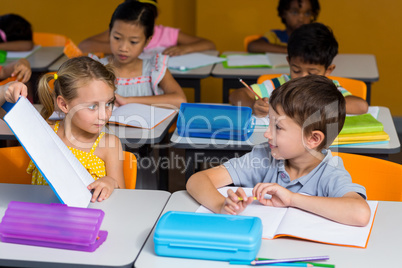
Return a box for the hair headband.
[0,30,7,42]
[54,73,58,80]
[138,0,158,7]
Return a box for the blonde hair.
[38,56,116,120]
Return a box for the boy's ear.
[305,130,325,150]
[56,96,69,114]
[324,64,336,76]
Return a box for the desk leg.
[184,149,195,182]
[176,78,201,103]
[365,82,371,105]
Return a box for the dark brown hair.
[269,75,345,150]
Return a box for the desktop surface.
[0,184,170,268]
[135,190,402,268]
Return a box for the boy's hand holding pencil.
[222,188,254,215]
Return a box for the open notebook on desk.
[3,97,93,208]
[196,187,378,248]
[223,53,288,68]
[49,103,176,130]
[6,45,41,59]
[168,52,225,71]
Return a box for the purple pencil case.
[0,201,107,252]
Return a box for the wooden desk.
[48,50,219,103]
[0,183,171,268]
[135,190,402,268]
[170,107,400,180]
[212,52,379,104]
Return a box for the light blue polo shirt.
[223,143,366,199]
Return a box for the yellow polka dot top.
[27,121,107,185]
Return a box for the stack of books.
[332,111,389,146]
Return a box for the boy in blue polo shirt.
[232,23,368,117]
[187,75,371,227]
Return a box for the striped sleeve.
[251,75,289,100]
[332,79,352,97]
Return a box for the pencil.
[238,196,257,201]
[238,78,262,100]
[256,258,335,268]
[251,256,330,266]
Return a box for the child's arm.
[87,134,125,202]
[0,81,28,117]
[0,59,31,83]
[229,87,269,117]
[247,38,287,54]
[0,40,34,51]
[115,69,187,108]
[344,95,369,115]
[186,165,253,215]
[78,30,111,54]
[253,183,371,227]
[162,31,216,57]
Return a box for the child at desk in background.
[187,75,371,227]
[78,0,216,57]
[0,13,33,51]
[248,0,320,53]
[232,22,369,117]
[0,58,31,83]
[90,0,186,108]
[25,56,125,202]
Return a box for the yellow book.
[332,131,389,145]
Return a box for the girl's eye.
[276,124,281,130]
[88,104,97,110]
[106,102,114,109]
[113,36,120,41]
[130,41,138,45]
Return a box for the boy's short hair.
[269,75,346,150]
[277,0,320,24]
[287,22,338,69]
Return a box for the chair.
[327,76,367,100]
[244,34,262,51]
[33,32,68,47]
[257,74,283,84]
[332,152,402,201]
[0,146,137,189]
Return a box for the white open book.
[50,103,176,130]
[108,103,176,129]
[4,97,94,208]
[196,187,378,248]
[168,53,225,71]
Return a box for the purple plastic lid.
[0,201,107,252]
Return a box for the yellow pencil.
[238,78,262,100]
[238,196,257,201]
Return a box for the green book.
[340,113,383,135]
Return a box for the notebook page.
[4,97,93,208]
[6,45,41,59]
[196,187,285,239]
[265,53,288,68]
[276,201,378,247]
[109,103,176,129]
[226,54,271,67]
[168,53,225,71]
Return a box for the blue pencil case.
[176,103,255,141]
[154,211,262,262]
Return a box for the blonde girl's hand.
[87,176,119,202]
[253,183,293,208]
[220,188,254,215]
[12,59,31,83]
[4,81,28,103]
